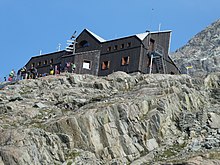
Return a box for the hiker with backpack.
[8,69,16,81]
[20,67,27,79]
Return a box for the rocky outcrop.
[0,72,220,164]
[171,19,220,76]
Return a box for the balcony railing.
[149,44,164,57]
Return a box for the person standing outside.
[49,65,54,75]
[9,69,15,81]
[71,62,76,73]
[55,65,59,75]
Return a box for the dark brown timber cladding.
[149,32,171,59]
[76,29,101,53]
[74,50,100,75]
[25,29,180,76]
[166,56,181,74]
[99,36,142,76]
[137,32,171,74]
[25,51,69,75]
[139,45,151,74]
[152,32,180,74]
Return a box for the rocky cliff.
[1,72,220,164]
[171,19,220,76]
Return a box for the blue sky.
[0,0,219,80]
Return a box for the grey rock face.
[0,72,220,164]
[208,112,220,129]
[146,138,159,151]
[172,19,220,76]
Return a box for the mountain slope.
[1,72,220,164]
[171,19,220,76]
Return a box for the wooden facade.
[25,29,180,76]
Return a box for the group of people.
[5,62,76,82]
[7,66,38,82]
[48,62,76,75]
[64,62,76,73]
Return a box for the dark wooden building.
[25,29,180,76]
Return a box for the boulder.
[208,112,220,129]
[146,138,159,151]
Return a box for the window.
[79,40,90,48]
[38,62,41,66]
[101,61,110,70]
[149,39,155,51]
[120,44,124,49]
[114,45,118,50]
[127,42,131,47]
[83,60,91,70]
[31,63,35,67]
[50,59,53,64]
[121,56,130,65]
[107,47,111,52]
[44,60,48,65]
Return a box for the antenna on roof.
[40,50,42,55]
[57,43,61,51]
[158,23,161,31]
[71,31,77,39]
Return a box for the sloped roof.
[84,29,172,43]
[135,32,150,40]
[135,30,172,41]
[85,29,106,42]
